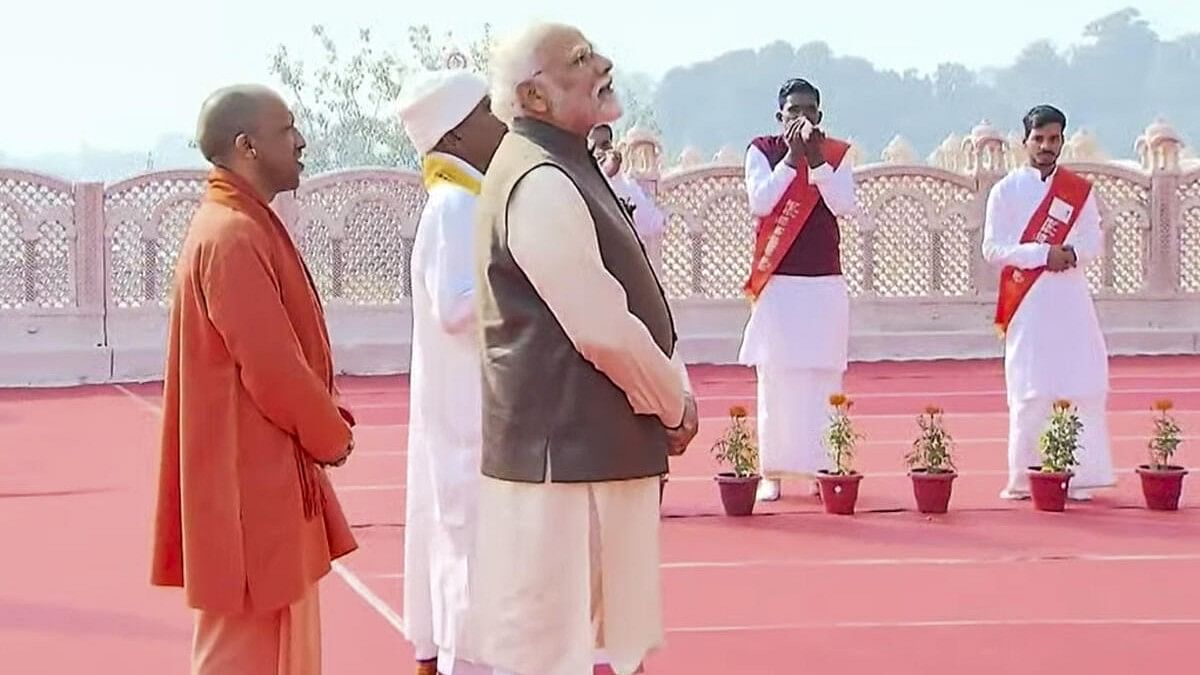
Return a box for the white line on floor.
[335,465,1173,491]
[352,408,1200,429]
[332,561,406,633]
[353,434,1192,459]
[698,386,1200,400]
[339,568,1200,638]
[660,552,1200,570]
[113,384,162,414]
[340,385,1200,410]
[662,467,1154,483]
[666,618,1200,633]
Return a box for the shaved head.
[195,84,307,198]
[196,84,284,163]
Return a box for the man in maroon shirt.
[738,77,859,501]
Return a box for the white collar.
[1018,163,1058,183]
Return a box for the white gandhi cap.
[396,69,489,156]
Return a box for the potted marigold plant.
[818,393,864,515]
[906,405,957,514]
[711,405,761,516]
[1029,399,1081,512]
[1136,399,1187,511]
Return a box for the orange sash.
[745,138,850,299]
[204,170,330,328]
[204,168,333,521]
[994,167,1092,335]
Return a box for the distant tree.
[1069,8,1160,141]
[271,24,659,171]
[1147,33,1200,126]
[995,41,1070,106]
[613,71,660,135]
[270,24,493,173]
[272,10,1198,169]
[272,23,666,170]
[653,7,1198,159]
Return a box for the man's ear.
[519,82,548,115]
[775,110,784,124]
[814,111,823,127]
[234,133,255,159]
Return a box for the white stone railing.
[2,120,1198,386]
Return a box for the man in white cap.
[396,68,507,675]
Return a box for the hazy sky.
[1,0,1195,156]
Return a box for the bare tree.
[270,24,493,173]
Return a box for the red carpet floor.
[2,355,1198,674]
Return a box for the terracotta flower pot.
[817,471,863,515]
[909,469,956,514]
[1028,468,1072,512]
[715,473,761,516]
[1136,465,1187,511]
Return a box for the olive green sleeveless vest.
[474,117,677,483]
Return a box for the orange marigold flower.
[1153,399,1174,412]
[729,405,749,418]
[829,393,848,407]
[1053,399,1073,411]
[924,404,943,415]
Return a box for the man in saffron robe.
[396,68,506,675]
[982,104,1115,501]
[151,84,357,675]
[738,78,859,502]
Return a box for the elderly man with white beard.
[464,22,699,675]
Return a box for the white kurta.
[404,152,492,675]
[982,165,1114,491]
[470,476,661,675]
[737,145,857,368]
[737,144,858,478]
[607,172,665,243]
[604,172,666,276]
[466,162,692,675]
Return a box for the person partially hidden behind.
[396,68,508,675]
[588,123,666,247]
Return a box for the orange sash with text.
[994,167,1093,336]
[745,138,850,300]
